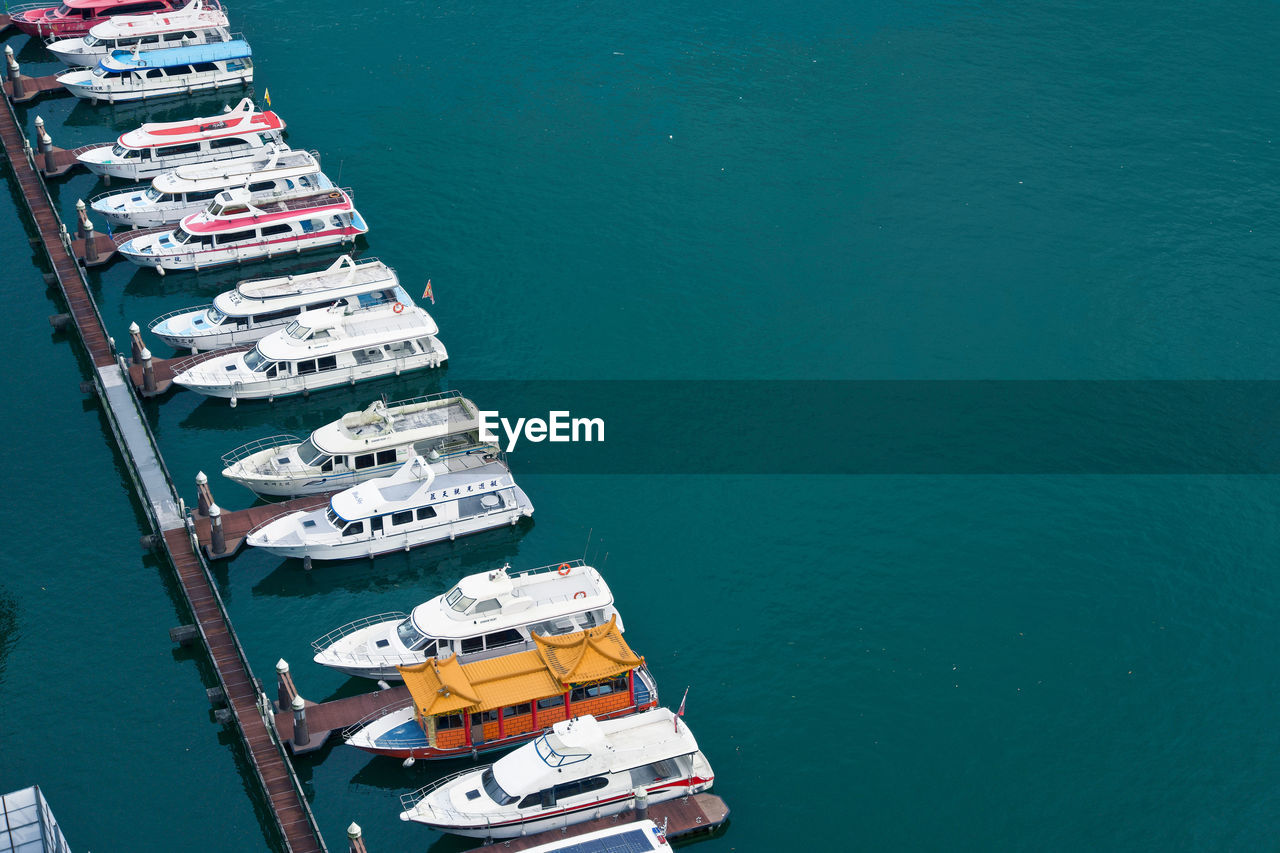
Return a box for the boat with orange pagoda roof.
[343,615,657,761]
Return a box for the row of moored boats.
[9,0,719,844]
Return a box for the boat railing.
[382,388,463,411]
[509,558,588,579]
[111,223,170,247]
[339,696,414,741]
[220,433,303,468]
[311,611,409,654]
[264,186,355,214]
[7,2,54,15]
[147,303,210,332]
[166,343,250,377]
[399,767,481,814]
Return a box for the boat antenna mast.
[582,527,592,563]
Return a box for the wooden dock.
[191,492,332,559]
[274,685,412,754]
[3,73,67,104]
[481,794,730,851]
[2,68,331,853]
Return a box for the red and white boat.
[10,0,203,38]
[46,0,230,67]
[117,185,368,270]
[77,97,284,181]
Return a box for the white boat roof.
[515,821,666,853]
[211,257,398,317]
[310,391,480,456]
[331,457,511,521]
[491,710,699,795]
[153,146,318,192]
[117,97,284,149]
[86,0,227,38]
[254,302,438,361]
[409,562,614,638]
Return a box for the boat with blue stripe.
[57,37,253,103]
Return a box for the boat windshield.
[173,227,197,245]
[395,617,433,651]
[92,66,109,78]
[83,33,101,46]
[533,734,591,768]
[205,306,225,325]
[284,321,311,339]
[481,768,518,806]
[144,185,164,202]
[56,4,71,14]
[444,587,475,614]
[297,437,325,466]
[243,346,272,372]
[324,506,342,528]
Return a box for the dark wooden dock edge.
[0,79,329,853]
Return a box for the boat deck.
[480,794,730,851]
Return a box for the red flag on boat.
[675,686,689,731]
[423,279,434,304]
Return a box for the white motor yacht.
[245,455,534,561]
[92,146,326,229]
[46,0,230,66]
[58,39,253,104]
[149,255,400,353]
[398,710,714,839]
[221,390,492,497]
[170,301,445,401]
[312,561,622,680]
[77,97,285,180]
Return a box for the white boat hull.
[120,227,365,271]
[60,68,252,104]
[251,491,532,561]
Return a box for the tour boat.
[398,709,714,839]
[221,390,494,498]
[517,821,670,853]
[149,254,398,352]
[92,146,326,228]
[77,97,285,180]
[344,617,656,762]
[170,301,446,401]
[10,0,200,38]
[117,185,367,270]
[312,560,623,680]
[46,0,230,66]
[244,454,533,561]
[57,40,252,104]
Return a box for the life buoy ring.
[392,302,404,314]
[328,191,340,199]
[573,591,586,599]
[557,563,571,576]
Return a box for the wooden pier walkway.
[481,794,730,851]
[274,685,411,752]
[2,72,331,853]
[192,492,332,558]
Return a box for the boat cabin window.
[55,3,70,13]
[143,68,165,80]
[83,32,102,45]
[570,676,627,702]
[247,180,275,193]
[319,457,333,472]
[341,521,364,537]
[156,142,200,157]
[461,636,483,655]
[415,506,436,521]
[444,587,475,613]
[115,1,167,13]
[144,187,174,203]
[214,229,256,246]
[435,714,463,731]
[370,516,383,533]
[190,61,218,73]
[297,438,326,466]
[391,510,413,526]
[536,695,564,711]
[252,307,300,324]
[208,200,249,216]
[473,599,501,615]
[187,188,221,202]
[243,346,274,372]
[376,450,397,465]
[261,223,294,238]
[92,67,121,79]
[210,137,247,150]
[79,7,94,18]
[480,769,518,806]
[503,703,531,718]
[394,617,434,651]
[484,628,523,649]
[205,306,226,325]
[353,453,376,470]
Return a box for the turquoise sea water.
[4,0,1280,849]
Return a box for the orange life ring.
[574,591,586,599]
[557,563,571,576]
[392,302,404,313]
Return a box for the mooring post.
[5,47,22,102]
[276,658,296,710]
[76,199,91,240]
[634,789,649,820]
[291,695,310,747]
[208,503,225,554]
[140,346,156,393]
[83,220,99,265]
[129,321,145,364]
[36,119,55,174]
[347,823,368,853]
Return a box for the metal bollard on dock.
[76,199,91,240]
[140,346,156,393]
[129,321,145,364]
[83,220,99,265]
[195,470,213,515]
[35,118,55,173]
[5,46,23,102]
[276,659,296,711]
[291,695,310,747]
[634,789,649,820]
[208,503,226,555]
